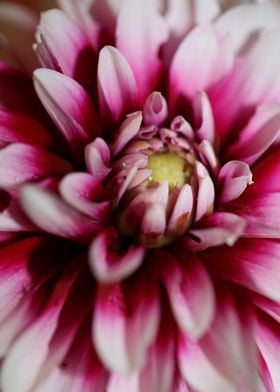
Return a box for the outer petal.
[33,69,100,158]
[89,227,145,282]
[161,250,215,340]
[98,46,138,123]
[93,271,160,373]
[20,185,100,243]
[116,0,168,102]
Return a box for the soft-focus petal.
[85,137,111,180]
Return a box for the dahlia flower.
[1,0,280,390]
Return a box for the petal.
[162,250,215,340]
[203,239,280,302]
[188,212,245,251]
[35,9,95,88]
[193,91,215,144]
[85,137,111,180]
[33,69,100,158]
[0,143,72,188]
[0,108,50,147]
[98,46,138,123]
[20,185,100,243]
[217,160,253,205]
[116,0,168,102]
[143,92,168,127]
[169,24,233,107]
[226,104,280,165]
[195,162,215,221]
[167,184,193,237]
[89,227,145,282]
[93,271,160,373]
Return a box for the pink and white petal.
[215,2,280,54]
[89,227,145,282]
[162,251,215,340]
[93,273,160,373]
[169,24,233,107]
[0,143,72,188]
[245,148,280,196]
[203,239,280,302]
[143,92,168,127]
[197,140,219,175]
[35,9,94,88]
[0,3,38,72]
[195,162,215,221]
[218,160,253,205]
[256,312,280,392]
[0,108,50,147]
[85,138,111,180]
[167,184,193,236]
[112,111,142,157]
[20,185,100,243]
[33,69,100,158]
[212,29,280,135]
[193,91,215,144]
[0,264,81,392]
[193,0,220,24]
[59,172,110,222]
[116,0,168,103]
[227,104,280,165]
[188,212,245,251]
[253,294,280,325]
[98,46,138,123]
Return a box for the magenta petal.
[33,68,100,158]
[93,275,160,372]
[218,160,253,205]
[98,46,138,123]
[20,185,99,243]
[116,0,168,103]
[143,91,168,127]
[162,251,215,340]
[227,104,280,165]
[85,137,111,180]
[89,227,145,282]
[0,143,72,188]
[188,212,245,251]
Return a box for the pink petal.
[0,108,50,148]
[226,104,280,165]
[85,137,111,180]
[20,185,100,243]
[89,227,145,282]
[188,212,245,251]
[253,294,280,324]
[162,251,215,340]
[35,9,95,88]
[217,160,253,205]
[0,143,72,188]
[167,184,193,237]
[203,239,280,302]
[197,140,219,175]
[93,272,160,372]
[33,69,100,158]
[59,172,110,222]
[0,3,38,72]
[111,111,142,157]
[143,92,168,127]
[116,0,168,103]
[195,162,215,221]
[98,46,138,123]
[169,24,233,107]
[193,91,215,144]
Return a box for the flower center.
[147,152,190,189]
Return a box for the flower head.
[0,0,280,391]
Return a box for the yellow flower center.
[147,152,191,189]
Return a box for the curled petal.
[195,162,215,221]
[193,91,215,144]
[167,184,193,236]
[89,227,145,282]
[85,138,111,180]
[218,160,253,205]
[0,143,72,188]
[162,251,215,340]
[98,46,138,123]
[198,140,219,175]
[143,92,168,127]
[33,69,100,158]
[93,274,160,372]
[116,0,168,102]
[20,185,99,243]
[170,116,194,140]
